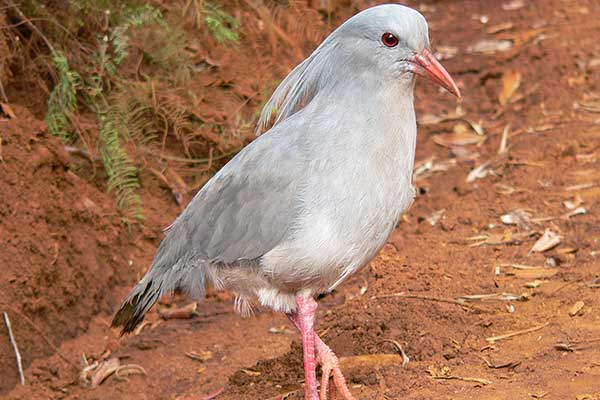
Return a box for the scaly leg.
[290,295,319,400]
[289,297,356,400]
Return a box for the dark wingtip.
[111,300,145,336]
[112,282,154,336]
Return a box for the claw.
[315,335,357,400]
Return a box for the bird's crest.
[256,40,337,135]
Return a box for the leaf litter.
[499,70,522,105]
[530,229,561,253]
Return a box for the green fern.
[98,104,144,222]
[204,3,239,44]
[45,51,80,143]
[112,5,162,65]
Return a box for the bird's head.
[257,4,460,134]
[333,4,460,97]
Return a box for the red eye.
[382,32,399,47]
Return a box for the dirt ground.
[1,0,600,399]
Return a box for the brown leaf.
[433,132,486,148]
[486,22,515,34]
[500,209,532,230]
[530,229,561,253]
[185,350,214,362]
[569,301,585,317]
[466,161,493,183]
[499,70,522,105]
[425,209,446,226]
[0,103,16,119]
[525,280,543,288]
[502,0,525,11]
[468,39,512,54]
[241,369,261,376]
[563,195,584,210]
[435,45,458,60]
[579,100,600,113]
[511,268,557,279]
[158,302,199,320]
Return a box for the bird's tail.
[111,257,206,335]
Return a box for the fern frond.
[112,5,162,65]
[99,104,144,221]
[45,51,80,143]
[204,3,239,44]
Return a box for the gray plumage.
[113,4,430,334]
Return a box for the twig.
[0,303,77,368]
[0,78,8,103]
[486,323,549,343]
[3,312,25,385]
[381,339,410,366]
[5,0,54,52]
[430,374,492,386]
[114,364,147,382]
[372,292,486,312]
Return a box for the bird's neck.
[318,73,418,181]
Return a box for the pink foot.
[289,298,356,400]
[315,335,357,400]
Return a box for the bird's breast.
[261,151,415,293]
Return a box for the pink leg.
[290,295,319,400]
[289,298,356,400]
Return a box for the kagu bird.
[112,4,460,399]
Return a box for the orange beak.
[411,49,461,98]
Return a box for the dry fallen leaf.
[466,161,493,183]
[486,22,515,34]
[433,131,486,148]
[268,325,294,334]
[468,39,513,54]
[417,108,466,125]
[530,229,561,253]
[435,45,458,60]
[525,280,543,288]
[0,103,16,119]
[561,207,587,219]
[500,208,532,230]
[468,231,536,247]
[464,119,486,136]
[185,350,214,362]
[499,70,522,105]
[511,268,557,280]
[576,394,600,400]
[569,301,585,317]
[426,209,445,226]
[564,182,595,191]
[557,247,578,255]
[564,195,584,210]
[579,100,600,113]
[158,302,199,320]
[241,369,261,377]
[502,0,525,11]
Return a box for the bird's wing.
[157,128,304,268]
[112,116,307,334]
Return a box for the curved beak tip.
[413,49,461,98]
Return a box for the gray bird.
[112,4,460,399]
